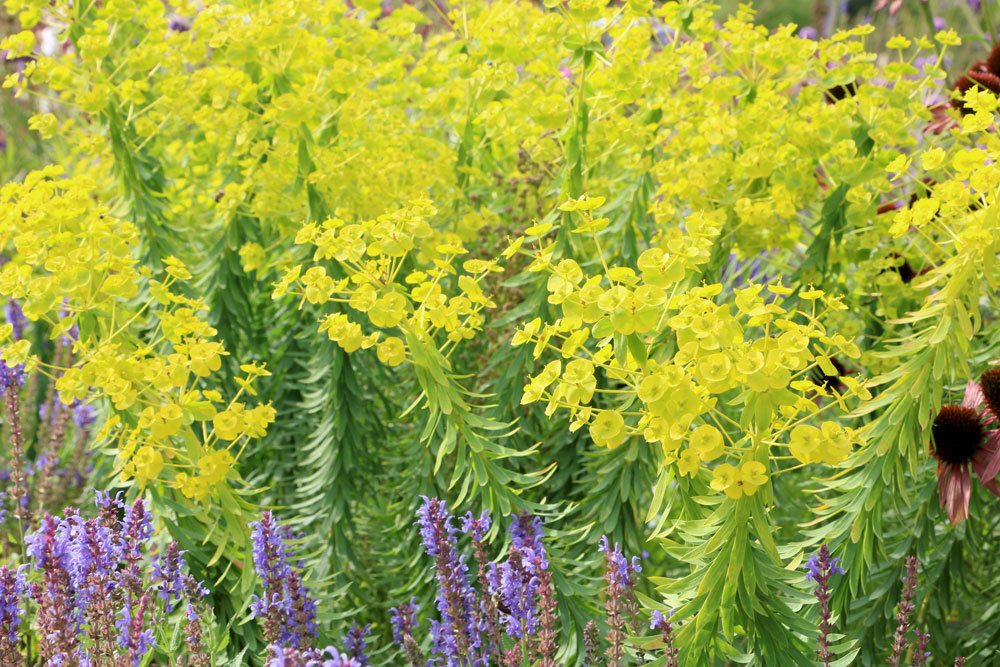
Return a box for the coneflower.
[952,43,1000,114]
[930,380,1000,524]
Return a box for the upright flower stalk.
[805,544,844,667]
[888,556,919,667]
[582,619,600,666]
[249,511,318,650]
[0,566,26,665]
[650,611,678,667]
[389,599,425,667]
[461,510,501,663]
[599,536,641,667]
[417,497,481,666]
[342,622,370,665]
[1,364,28,537]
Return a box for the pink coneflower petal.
[956,468,972,524]
[973,431,1000,487]
[962,381,984,410]
[938,463,972,525]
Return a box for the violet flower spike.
[0,566,26,664]
[116,593,156,666]
[805,544,844,667]
[389,599,425,667]
[461,510,501,662]
[3,299,26,341]
[599,535,628,667]
[913,628,931,667]
[152,542,187,613]
[342,623,371,665]
[650,610,678,667]
[582,619,600,667]
[26,512,81,662]
[250,511,318,649]
[888,556,919,667]
[416,497,483,666]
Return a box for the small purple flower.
[73,401,97,430]
[0,359,25,393]
[390,599,419,646]
[342,623,371,665]
[122,498,153,564]
[650,610,678,667]
[798,26,818,40]
[460,510,491,542]
[168,15,192,32]
[805,550,845,582]
[599,536,642,665]
[508,513,543,553]
[116,593,156,666]
[496,545,540,639]
[152,542,187,612]
[389,598,425,667]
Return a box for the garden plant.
[2,0,1000,664]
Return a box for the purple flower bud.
[460,510,491,542]
[0,359,25,393]
[342,623,371,665]
[168,15,192,32]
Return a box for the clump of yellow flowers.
[281,198,499,368]
[0,169,273,577]
[511,195,868,501]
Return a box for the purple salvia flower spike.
[650,610,679,667]
[250,511,318,649]
[342,623,371,665]
[416,497,484,666]
[805,544,843,667]
[389,598,425,667]
[0,566,27,664]
[888,556,919,667]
